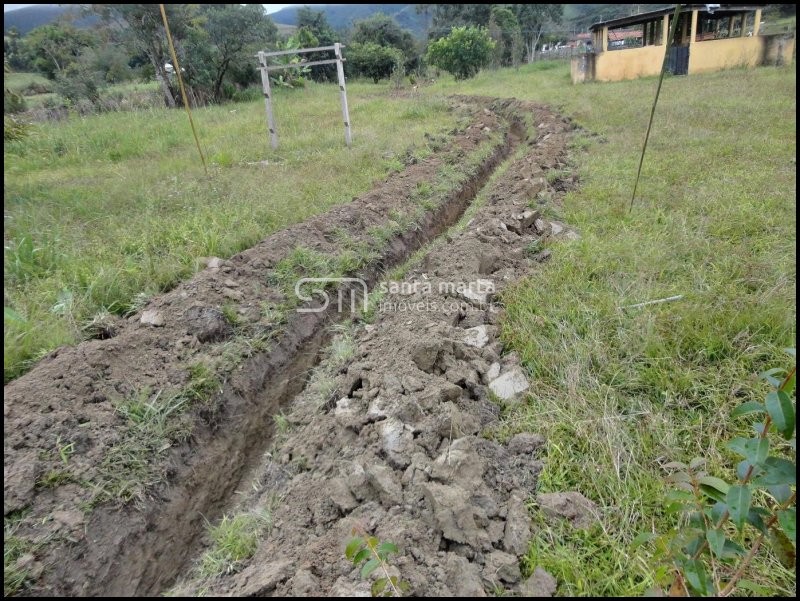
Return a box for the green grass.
[199,510,272,577]
[4,72,53,95]
[4,82,458,381]
[760,15,796,35]
[428,62,796,595]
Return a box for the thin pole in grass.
[159,3,208,175]
[630,4,683,212]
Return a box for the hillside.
[4,4,672,39]
[269,4,427,36]
[3,4,97,35]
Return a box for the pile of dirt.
[4,99,522,596]
[172,103,582,597]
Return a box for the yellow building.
[571,4,795,83]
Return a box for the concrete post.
[753,9,761,35]
[662,14,669,44]
[601,26,608,52]
[741,12,748,37]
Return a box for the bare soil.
[4,97,579,596]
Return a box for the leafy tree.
[426,26,494,80]
[427,4,493,35]
[187,5,277,102]
[346,42,404,83]
[91,4,196,107]
[295,7,338,81]
[514,4,563,61]
[351,13,419,74]
[351,14,416,58]
[55,61,102,107]
[20,23,98,79]
[488,6,522,67]
[421,4,563,62]
[4,28,28,71]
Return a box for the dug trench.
[3,98,580,596]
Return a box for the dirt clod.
[521,566,558,597]
[536,491,599,529]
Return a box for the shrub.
[426,26,495,80]
[637,351,797,596]
[347,42,405,83]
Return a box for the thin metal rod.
[159,3,207,174]
[630,4,682,211]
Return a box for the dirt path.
[4,97,578,596]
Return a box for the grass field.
[4,81,459,381]
[426,63,796,594]
[3,59,796,595]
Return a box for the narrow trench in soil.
[138,109,529,596]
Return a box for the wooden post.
[334,43,352,147]
[258,51,278,150]
[689,9,698,44]
[753,8,761,36]
[740,12,748,37]
[601,26,608,52]
[662,14,669,44]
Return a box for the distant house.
[571,4,795,83]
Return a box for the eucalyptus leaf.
[776,508,796,546]
[726,485,752,532]
[765,390,795,439]
[752,457,796,486]
[705,528,726,557]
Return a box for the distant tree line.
[4,3,565,112]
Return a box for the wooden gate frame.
[257,44,351,149]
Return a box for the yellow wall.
[688,36,764,74]
[594,45,666,82]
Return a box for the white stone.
[486,362,501,381]
[463,325,490,348]
[489,367,530,402]
[140,309,164,327]
[458,279,495,306]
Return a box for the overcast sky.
[3,4,305,13]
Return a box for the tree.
[514,4,563,62]
[488,6,522,67]
[21,23,98,79]
[346,42,404,83]
[91,4,196,108]
[351,13,419,73]
[4,28,28,71]
[427,4,493,35]
[187,5,277,102]
[295,7,337,81]
[352,14,416,57]
[426,26,494,80]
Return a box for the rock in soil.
[488,367,530,402]
[520,567,558,597]
[536,491,600,529]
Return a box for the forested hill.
[4,4,673,38]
